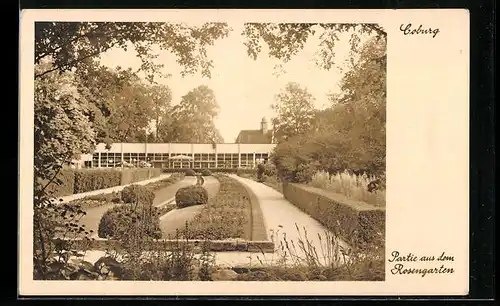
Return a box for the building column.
[191,143,195,168]
[168,143,171,168]
[215,145,218,168]
[238,143,241,168]
[253,152,256,169]
[98,152,101,168]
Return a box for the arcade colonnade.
[78,143,277,169]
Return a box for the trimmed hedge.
[39,169,76,197]
[121,168,162,185]
[74,169,122,194]
[42,168,162,197]
[98,205,162,239]
[175,185,209,208]
[282,182,385,249]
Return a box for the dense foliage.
[270,36,386,182]
[175,185,209,208]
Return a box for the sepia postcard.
[19,9,469,296]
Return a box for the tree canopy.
[271,82,316,142]
[35,22,231,81]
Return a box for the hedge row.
[74,169,122,193]
[282,182,385,250]
[41,168,162,197]
[120,168,161,185]
[162,168,257,175]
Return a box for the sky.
[99,22,356,143]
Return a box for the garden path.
[159,176,220,238]
[225,174,348,266]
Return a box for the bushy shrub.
[185,169,197,176]
[73,169,121,193]
[121,184,155,207]
[98,205,161,239]
[175,185,209,208]
[200,169,212,176]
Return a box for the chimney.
[261,117,268,134]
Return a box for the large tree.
[271,82,316,142]
[162,85,224,143]
[34,62,96,181]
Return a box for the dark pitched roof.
[236,130,273,144]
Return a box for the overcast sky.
[99,22,357,143]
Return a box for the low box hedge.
[283,182,385,249]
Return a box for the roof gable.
[236,130,273,144]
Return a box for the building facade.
[78,142,276,169]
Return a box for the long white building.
[78,142,277,169]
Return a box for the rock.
[94,256,123,280]
[211,268,238,281]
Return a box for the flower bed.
[181,174,253,240]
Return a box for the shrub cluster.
[200,169,212,176]
[256,162,277,182]
[175,185,209,208]
[185,169,197,176]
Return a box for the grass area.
[310,170,385,207]
[179,174,252,240]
